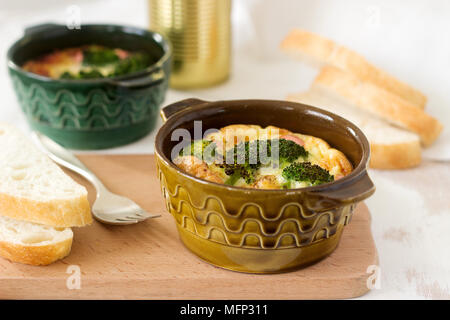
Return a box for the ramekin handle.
[160,98,208,122]
[309,171,375,204]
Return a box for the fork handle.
[32,132,107,193]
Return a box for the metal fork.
[32,132,161,225]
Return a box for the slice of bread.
[287,89,422,169]
[313,66,442,147]
[281,29,427,109]
[0,124,92,227]
[0,215,73,265]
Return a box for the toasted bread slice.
[313,66,442,147]
[287,89,422,169]
[0,124,92,227]
[281,29,427,109]
[0,215,73,265]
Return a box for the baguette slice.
[0,124,92,227]
[287,89,422,169]
[281,29,427,109]
[0,215,72,265]
[313,66,442,147]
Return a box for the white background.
[1,0,449,299]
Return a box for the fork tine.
[124,216,145,221]
[133,211,161,219]
[125,211,160,220]
[135,208,161,217]
[92,198,161,224]
[116,215,140,220]
[93,214,139,225]
[114,218,140,224]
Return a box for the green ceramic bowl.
[7,23,171,150]
[155,98,375,273]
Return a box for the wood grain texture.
[0,155,378,299]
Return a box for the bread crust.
[314,66,442,146]
[0,194,92,228]
[280,29,427,109]
[0,123,93,228]
[370,141,422,169]
[286,91,423,169]
[0,236,72,266]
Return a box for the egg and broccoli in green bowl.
[22,45,155,79]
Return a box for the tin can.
[149,0,231,89]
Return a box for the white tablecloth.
[1,0,449,299]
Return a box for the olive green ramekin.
[7,23,171,150]
[155,98,375,273]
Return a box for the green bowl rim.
[6,23,172,85]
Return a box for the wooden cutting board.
[0,155,378,299]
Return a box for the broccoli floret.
[224,139,307,166]
[82,46,120,66]
[224,172,241,186]
[59,71,77,79]
[282,162,334,186]
[274,139,308,165]
[179,139,216,162]
[78,69,105,79]
[82,46,152,77]
[111,53,152,77]
[218,140,269,184]
[220,162,259,185]
[59,69,105,79]
[217,138,309,185]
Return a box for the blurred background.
[2,0,449,155]
[1,0,449,299]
